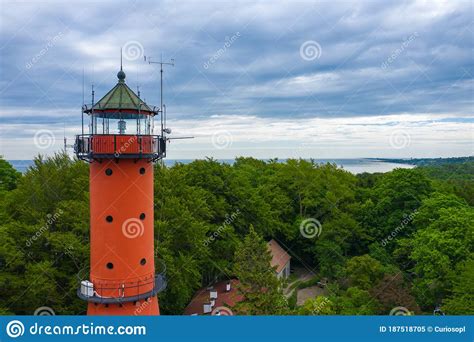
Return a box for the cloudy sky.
[0,0,473,160]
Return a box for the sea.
[8,159,414,175]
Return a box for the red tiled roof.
[267,239,291,273]
[183,279,243,315]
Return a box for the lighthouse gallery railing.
[77,261,167,304]
[75,134,166,161]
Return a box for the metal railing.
[77,263,167,304]
[75,134,166,161]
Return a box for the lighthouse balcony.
[77,272,167,304]
[75,134,166,161]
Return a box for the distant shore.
[9,157,472,175]
[6,158,421,175]
[368,156,473,167]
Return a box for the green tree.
[233,226,288,315]
[359,168,432,243]
[1,155,473,316]
[345,254,384,290]
[332,287,379,315]
[298,296,335,315]
[398,206,474,308]
[0,157,21,191]
[442,257,474,314]
[153,163,213,314]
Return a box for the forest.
[0,155,473,315]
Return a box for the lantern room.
[75,67,166,161]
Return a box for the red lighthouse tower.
[75,65,166,315]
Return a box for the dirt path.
[296,285,327,306]
[284,266,316,297]
[284,266,328,304]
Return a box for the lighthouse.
[75,65,166,315]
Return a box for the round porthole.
[139,167,146,174]
[106,262,114,269]
[105,168,113,176]
[139,213,146,220]
[106,215,113,223]
[140,258,146,266]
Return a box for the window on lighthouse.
[92,114,151,135]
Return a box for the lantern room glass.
[90,114,153,135]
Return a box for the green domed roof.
[87,69,156,117]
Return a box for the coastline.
[8,158,416,175]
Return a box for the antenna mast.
[91,84,95,134]
[144,54,174,137]
[82,68,85,138]
[144,54,193,166]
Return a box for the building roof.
[86,69,155,117]
[267,239,291,273]
[183,279,243,315]
[183,241,291,315]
